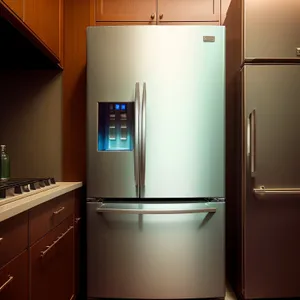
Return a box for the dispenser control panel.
[98,102,133,151]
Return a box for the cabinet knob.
[159,13,164,20]
[150,13,155,20]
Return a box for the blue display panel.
[98,102,133,151]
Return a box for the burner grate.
[0,178,56,199]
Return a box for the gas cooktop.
[0,178,57,199]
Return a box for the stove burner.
[0,178,56,199]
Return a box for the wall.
[0,70,62,180]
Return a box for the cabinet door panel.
[158,0,220,22]
[0,251,28,300]
[24,0,63,60]
[95,0,156,22]
[2,0,23,18]
[31,216,74,300]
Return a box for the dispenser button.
[120,113,127,120]
[109,113,116,120]
[120,126,127,140]
[109,126,116,140]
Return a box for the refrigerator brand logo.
[203,36,215,43]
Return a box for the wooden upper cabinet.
[95,0,157,22]
[2,0,23,19]
[24,0,63,62]
[158,0,220,22]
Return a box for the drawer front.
[0,212,28,269]
[30,216,74,300]
[29,192,74,245]
[87,201,225,299]
[0,250,29,300]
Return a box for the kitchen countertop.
[0,182,82,223]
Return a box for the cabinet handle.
[159,13,164,20]
[75,217,81,224]
[40,226,74,258]
[0,237,3,243]
[150,13,155,20]
[0,275,13,293]
[53,206,65,215]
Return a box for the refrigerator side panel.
[86,27,151,198]
[244,0,300,60]
[142,26,225,198]
[243,65,300,299]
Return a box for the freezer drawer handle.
[254,186,300,195]
[96,207,216,215]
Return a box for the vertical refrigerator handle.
[249,109,256,177]
[140,82,147,197]
[134,82,140,197]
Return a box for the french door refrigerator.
[225,0,300,299]
[86,26,225,299]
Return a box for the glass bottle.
[0,145,10,181]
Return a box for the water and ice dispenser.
[98,102,134,151]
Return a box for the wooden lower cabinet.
[30,216,74,300]
[0,250,29,300]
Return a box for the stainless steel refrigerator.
[86,25,225,299]
[225,0,300,299]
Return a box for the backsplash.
[0,70,62,180]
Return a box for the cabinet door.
[95,0,156,22]
[24,0,63,61]
[2,0,23,18]
[31,217,74,300]
[158,0,220,22]
[0,251,28,300]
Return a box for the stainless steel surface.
[87,201,225,299]
[244,65,300,189]
[87,26,225,198]
[242,64,300,298]
[142,26,225,197]
[249,109,256,177]
[140,82,146,197]
[244,0,300,60]
[134,82,141,197]
[254,186,300,195]
[96,204,217,214]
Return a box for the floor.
[225,284,237,300]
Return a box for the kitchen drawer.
[0,212,28,269]
[29,192,74,245]
[0,250,29,300]
[30,215,74,300]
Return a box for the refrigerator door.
[87,201,225,299]
[87,27,145,198]
[243,64,300,298]
[140,26,225,198]
[244,0,300,60]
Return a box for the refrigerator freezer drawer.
[87,201,225,299]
